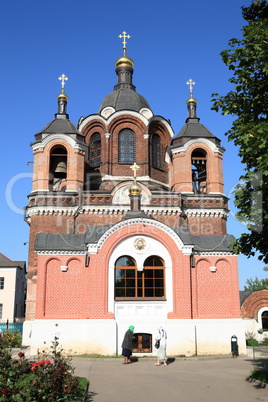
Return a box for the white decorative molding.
[185,208,228,219]
[195,251,237,256]
[139,108,153,119]
[31,133,87,153]
[36,251,85,255]
[209,266,217,272]
[149,116,174,138]
[112,184,150,205]
[170,138,225,155]
[88,217,193,256]
[101,107,115,118]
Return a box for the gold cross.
[58,74,68,92]
[118,31,131,55]
[130,162,140,180]
[186,78,196,97]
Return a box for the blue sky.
[0,0,265,289]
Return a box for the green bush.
[0,337,88,401]
[246,338,259,347]
[260,337,268,346]
[1,330,22,348]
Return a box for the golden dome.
[129,180,142,195]
[186,96,197,104]
[57,92,69,101]
[115,55,134,69]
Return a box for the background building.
[0,253,26,321]
[23,37,246,356]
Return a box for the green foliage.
[211,0,268,263]
[0,337,88,401]
[246,337,259,347]
[1,330,22,348]
[244,276,268,291]
[260,337,268,346]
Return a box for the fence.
[253,346,268,371]
[0,319,24,335]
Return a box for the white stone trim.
[170,138,225,155]
[195,251,237,256]
[87,217,193,256]
[257,306,268,325]
[185,208,228,219]
[36,251,85,255]
[108,235,173,315]
[31,133,87,152]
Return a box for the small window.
[262,311,268,331]
[89,133,101,167]
[152,134,161,169]
[0,278,4,290]
[118,129,135,164]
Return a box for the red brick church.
[23,33,246,356]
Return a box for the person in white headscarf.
[154,326,167,366]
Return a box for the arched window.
[89,133,101,167]
[49,146,67,191]
[191,148,207,193]
[262,311,268,331]
[118,129,135,164]
[114,255,165,299]
[152,134,161,169]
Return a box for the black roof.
[98,88,151,115]
[34,226,235,253]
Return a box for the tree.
[244,276,268,291]
[212,0,268,263]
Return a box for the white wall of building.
[23,318,247,357]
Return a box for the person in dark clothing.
[121,325,135,364]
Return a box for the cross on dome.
[118,31,131,56]
[186,78,196,97]
[58,74,68,92]
[130,162,140,180]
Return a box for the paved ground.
[72,356,268,402]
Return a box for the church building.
[23,32,246,356]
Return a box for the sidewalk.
[72,356,268,402]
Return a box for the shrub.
[1,330,22,348]
[260,337,268,346]
[0,336,88,401]
[246,338,259,347]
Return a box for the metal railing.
[0,319,24,335]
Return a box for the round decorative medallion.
[134,238,146,251]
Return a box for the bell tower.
[169,79,228,235]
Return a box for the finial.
[186,78,196,98]
[129,162,142,197]
[58,74,68,93]
[130,162,140,182]
[118,31,131,56]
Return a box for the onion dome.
[129,180,142,196]
[98,31,152,116]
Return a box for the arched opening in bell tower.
[191,148,207,193]
[49,146,67,191]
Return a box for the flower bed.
[0,337,88,401]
